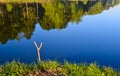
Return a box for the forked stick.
[34,41,42,61]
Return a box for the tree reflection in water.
[0,0,120,44]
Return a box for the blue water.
[0,4,120,68]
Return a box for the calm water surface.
[0,1,120,68]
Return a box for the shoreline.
[0,60,119,76]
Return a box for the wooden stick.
[34,41,42,61]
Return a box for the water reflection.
[0,0,120,44]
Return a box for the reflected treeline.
[0,0,120,44]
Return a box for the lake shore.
[0,60,119,76]
[0,1,120,76]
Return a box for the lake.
[0,0,120,68]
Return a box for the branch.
[34,41,42,61]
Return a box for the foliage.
[0,60,119,76]
[5,3,13,12]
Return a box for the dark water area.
[0,0,120,68]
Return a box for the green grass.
[0,60,120,76]
[0,0,52,3]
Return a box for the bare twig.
[34,41,42,61]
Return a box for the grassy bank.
[0,0,53,3]
[0,61,119,76]
[0,0,87,3]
